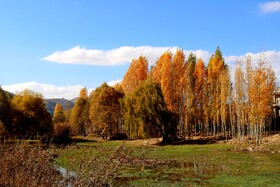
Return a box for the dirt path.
[262,133,280,144]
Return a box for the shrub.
[0,120,9,139]
[0,142,127,187]
[41,123,72,145]
[0,143,65,187]
[53,123,73,145]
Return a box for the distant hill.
[2,89,75,116]
[70,97,78,103]
[44,98,74,116]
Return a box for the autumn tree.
[233,55,276,145]
[122,81,176,142]
[172,49,186,135]
[193,58,207,135]
[122,56,148,94]
[149,53,165,84]
[234,60,247,142]
[160,51,174,111]
[181,53,196,138]
[89,83,123,138]
[220,66,231,139]
[53,103,66,123]
[248,58,275,145]
[70,88,89,136]
[11,89,53,137]
[207,47,230,136]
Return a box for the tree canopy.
[89,83,124,138]
[11,89,53,137]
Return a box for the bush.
[0,141,128,187]
[110,133,128,140]
[41,123,72,145]
[0,143,65,187]
[0,121,9,140]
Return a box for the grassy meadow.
[54,135,280,187]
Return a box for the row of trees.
[1,47,276,145]
[0,89,53,138]
[121,48,233,141]
[233,57,275,145]
[52,47,276,145]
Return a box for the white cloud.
[259,1,280,13]
[2,82,85,100]
[42,45,211,66]
[4,50,280,100]
[107,79,122,86]
[2,80,125,100]
[225,50,280,81]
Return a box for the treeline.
[0,89,53,138]
[0,47,276,145]
[61,47,276,144]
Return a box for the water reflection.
[54,165,76,187]
[181,161,222,177]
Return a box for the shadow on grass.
[158,136,230,146]
[71,137,98,143]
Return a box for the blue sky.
[1,0,280,99]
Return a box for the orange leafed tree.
[248,58,275,145]
[122,56,148,94]
[70,88,89,136]
[181,53,196,138]
[150,53,165,84]
[220,66,231,138]
[161,51,174,111]
[172,49,186,135]
[207,47,228,136]
[193,58,207,135]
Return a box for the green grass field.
[55,137,280,186]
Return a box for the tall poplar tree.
[70,88,89,136]
[181,53,196,138]
[234,60,247,142]
[193,58,207,135]
[172,49,186,134]
[53,103,66,123]
[248,59,275,145]
[161,51,174,111]
[207,47,229,136]
[122,56,148,94]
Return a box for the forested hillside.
[44,98,74,116]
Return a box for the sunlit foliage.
[11,89,53,137]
